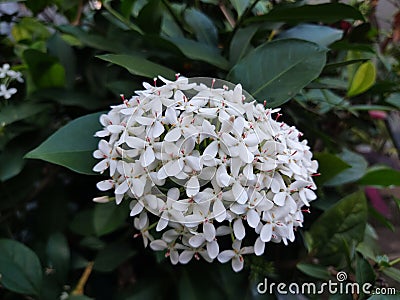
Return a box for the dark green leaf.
[79,236,106,250]
[278,24,343,47]
[93,241,136,272]
[58,25,124,52]
[69,209,96,236]
[313,152,350,185]
[356,254,375,298]
[306,191,368,264]
[246,3,364,24]
[0,102,49,126]
[136,0,163,33]
[359,167,400,187]
[228,39,327,107]
[0,146,26,182]
[382,267,400,283]
[46,233,70,284]
[165,36,230,70]
[97,54,175,79]
[94,201,129,236]
[229,25,258,64]
[0,239,43,296]
[47,33,77,89]
[23,49,66,91]
[324,149,368,186]
[25,112,104,175]
[297,263,330,280]
[184,8,218,46]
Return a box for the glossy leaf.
[229,25,258,64]
[228,39,327,107]
[25,112,104,175]
[165,36,230,70]
[324,149,368,186]
[97,54,176,79]
[306,191,368,264]
[358,167,400,187]
[184,8,218,46]
[0,239,43,296]
[0,146,26,182]
[313,152,350,185]
[246,3,364,24]
[382,267,400,283]
[347,61,376,97]
[278,24,343,47]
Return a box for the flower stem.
[71,261,94,295]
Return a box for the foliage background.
[0,0,400,299]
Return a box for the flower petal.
[217,250,235,263]
[233,218,245,240]
[179,250,194,264]
[207,240,219,259]
[186,176,200,197]
[232,255,244,272]
[246,209,260,228]
[254,237,265,256]
[203,222,216,242]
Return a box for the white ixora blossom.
[0,63,23,100]
[92,75,319,272]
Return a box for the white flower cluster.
[93,76,318,272]
[0,63,23,100]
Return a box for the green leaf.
[0,146,26,182]
[356,254,375,298]
[69,209,96,236]
[278,24,343,47]
[47,33,77,89]
[184,8,218,46]
[229,25,258,64]
[304,89,348,113]
[246,3,364,24]
[97,54,175,79]
[297,263,331,280]
[23,49,66,91]
[165,37,230,70]
[324,59,369,71]
[347,61,376,97]
[93,241,136,272]
[94,201,129,236]
[228,39,327,107]
[306,191,368,264]
[358,167,400,187]
[324,149,368,186]
[386,93,400,109]
[382,267,400,283]
[11,17,50,42]
[0,102,49,126]
[0,239,43,296]
[313,152,350,185]
[25,112,104,175]
[230,0,249,17]
[46,233,70,284]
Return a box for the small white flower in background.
[92,75,319,272]
[0,63,23,100]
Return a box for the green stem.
[389,257,400,267]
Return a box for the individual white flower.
[0,64,10,78]
[217,240,254,272]
[92,76,319,271]
[0,84,17,99]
